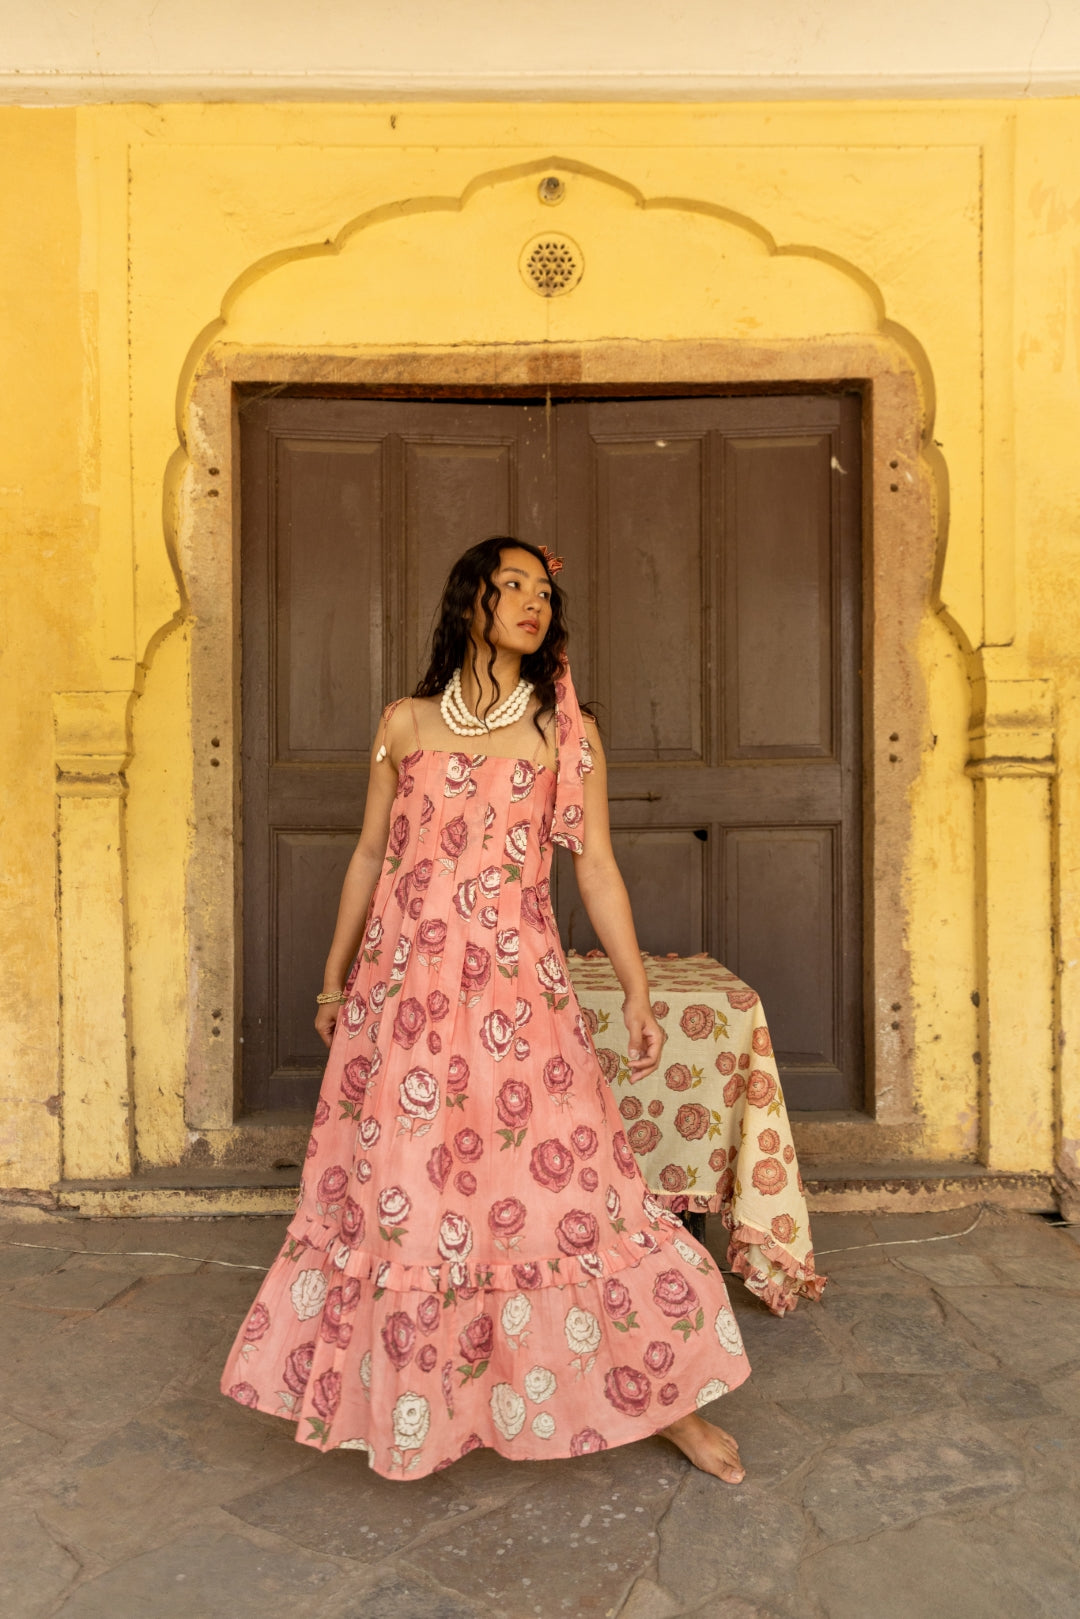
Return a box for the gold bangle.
[315,990,347,1005]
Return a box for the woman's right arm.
[314,702,408,1047]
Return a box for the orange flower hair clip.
[537,543,565,577]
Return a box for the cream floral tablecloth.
[567,951,826,1317]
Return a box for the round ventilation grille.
[520,234,584,298]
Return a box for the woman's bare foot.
[660,1413,745,1483]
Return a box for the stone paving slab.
[0,1207,1077,1618]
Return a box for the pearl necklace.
[440,667,534,736]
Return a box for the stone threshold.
[13,1160,1056,1219]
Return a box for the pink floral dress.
[220,664,751,1478]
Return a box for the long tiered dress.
[220,666,751,1479]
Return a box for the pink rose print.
[504,820,529,862]
[606,1186,622,1220]
[363,917,384,953]
[611,1131,637,1179]
[510,759,537,801]
[727,989,760,1011]
[739,1053,750,1070]
[243,1303,270,1342]
[407,895,423,920]
[602,1277,633,1319]
[664,1063,693,1092]
[514,997,532,1029]
[658,1382,680,1406]
[478,865,501,900]
[496,929,519,971]
[578,1166,599,1191]
[411,858,433,892]
[723,1074,747,1107]
[454,1127,484,1163]
[571,1124,598,1158]
[715,1051,736,1075]
[529,1137,574,1192]
[619,1096,642,1121]
[674,1103,710,1141]
[513,1036,531,1062]
[752,1025,773,1055]
[717,1167,735,1202]
[495,1075,534,1126]
[399,1067,439,1121]
[651,1000,670,1020]
[771,1213,796,1243]
[643,1339,675,1376]
[543,1055,574,1095]
[318,1165,348,1204]
[416,1295,441,1334]
[627,1120,662,1155]
[488,1196,527,1237]
[340,1197,365,1248]
[679,1004,715,1040]
[311,1370,342,1419]
[341,1053,374,1103]
[454,1170,477,1197]
[604,1366,652,1417]
[595,1048,619,1082]
[512,1261,544,1289]
[746,1070,778,1107]
[357,1116,381,1151]
[377,1185,411,1227]
[446,1055,470,1093]
[393,997,427,1049]
[398,748,421,795]
[313,1099,330,1127]
[562,802,583,830]
[460,1432,484,1455]
[555,1209,601,1256]
[437,1211,474,1263]
[394,871,412,910]
[458,1312,494,1365]
[343,994,367,1037]
[570,1428,608,1456]
[426,1143,452,1192]
[283,1341,315,1396]
[321,1279,361,1347]
[757,1127,781,1154]
[440,815,469,859]
[444,753,473,796]
[453,877,477,919]
[480,1009,516,1061]
[708,1148,726,1173]
[648,1100,664,1118]
[427,1030,442,1056]
[660,1164,689,1192]
[305,1135,318,1160]
[520,886,545,932]
[783,1144,795,1164]
[460,943,491,996]
[653,1269,699,1318]
[381,1311,416,1369]
[420,794,435,826]
[535,949,569,997]
[478,905,498,930]
[228,1382,259,1407]
[581,1007,599,1035]
[417,918,447,956]
[572,1012,592,1051]
[389,813,410,858]
[426,989,450,1022]
[751,1157,788,1195]
[417,1344,438,1373]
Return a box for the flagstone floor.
[2,1206,1079,1619]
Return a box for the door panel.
[241,391,862,1114]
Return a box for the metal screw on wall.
[538,175,565,205]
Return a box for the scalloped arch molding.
[199,156,902,365]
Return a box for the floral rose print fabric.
[221,666,750,1479]
[569,952,826,1316]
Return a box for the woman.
[221,537,750,1482]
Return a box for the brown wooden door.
[239,391,862,1114]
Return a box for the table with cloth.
[566,951,826,1318]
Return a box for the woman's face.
[471,547,554,657]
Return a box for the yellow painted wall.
[1,100,1077,1206]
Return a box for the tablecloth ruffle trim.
[282,1207,693,1295]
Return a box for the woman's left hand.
[623,999,665,1081]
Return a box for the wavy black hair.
[414,537,577,740]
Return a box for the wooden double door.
[240,392,863,1115]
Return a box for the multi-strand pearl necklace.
[440,667,534,737]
